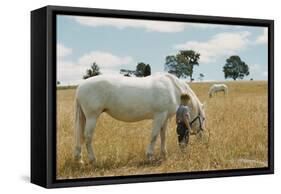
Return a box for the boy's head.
[180,93,190,105]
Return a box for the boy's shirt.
[176,105,191,123]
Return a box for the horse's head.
[178,81,206,146]
[208,91,213,98]
[189,102,206,135]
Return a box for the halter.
[189,113,205,134]
[177,112,205,145]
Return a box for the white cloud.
[101,69,124,76]
[57,51,134,84]
[186,23,240,29]
[72,16,246,33]
[57,60,86,84]
[78,51,134,67]
[256,28,268,44]
[248,64,268,78]
[57,43,72,58]
[73,16,186,32]
[174,31,251,63]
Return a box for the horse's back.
[76,75,176,121]
[211,84,227,89]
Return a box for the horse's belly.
[105,109,153,122]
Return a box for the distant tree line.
[82,62,151,79]
[82,50,251,81]
[120,62,151,77]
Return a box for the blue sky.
[57,15,268,85]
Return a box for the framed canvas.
[31,5,274,188]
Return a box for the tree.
[143,64,151,77]
[165,50,200,81]
[124,73,131,77]
[135,62,146,77]
[57,81,61,85]
[83,62,101,79]
[164,55,183,78]
[135,62,151,77]
[120,69,135,77]
[120,62,151,77]
[179,50,200,81]
[223,56,249,80]
[198,73,204,81]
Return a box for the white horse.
[74,73,206,165]
[208,84,228,98]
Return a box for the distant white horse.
[74,73,206,165]
[208,84,228,98]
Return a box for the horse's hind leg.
[160,119,168,158]
[84,117,97,166]
[146,112,167,160]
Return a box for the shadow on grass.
[60,156,165,176]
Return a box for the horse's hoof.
[74,158,84,165]
[87,159,96,167]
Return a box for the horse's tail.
[75,98,85,147]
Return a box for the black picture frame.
[31,5,274,188]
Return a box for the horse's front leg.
[160,119,168,158]
[146,112,167,160]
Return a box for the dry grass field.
[56,81,268,179]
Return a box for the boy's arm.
[183,115,192,132]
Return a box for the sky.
[57,15,268,85]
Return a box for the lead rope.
[189,115,211,147]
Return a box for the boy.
[176,94,192,148]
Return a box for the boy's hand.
[183,115,191,132]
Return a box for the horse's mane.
[163,73,185,94]
[164,73,203,109]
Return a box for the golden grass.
[56,81,268,179]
